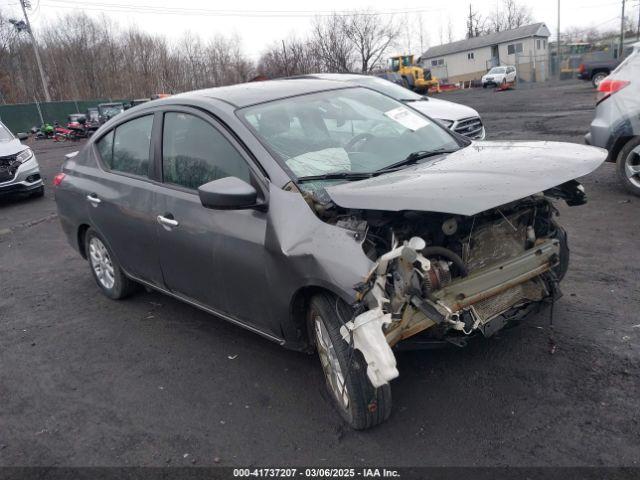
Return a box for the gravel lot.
[1,80,638,467]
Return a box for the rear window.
[96,115,153,177]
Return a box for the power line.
[39,0,446,18]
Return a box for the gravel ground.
[1,80,639,467]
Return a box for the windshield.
[350,76,423,101]
[488,67,506,74]
[0,121,14,141]
[240,87,460,179]
[99,105,123,117]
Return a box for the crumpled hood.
[409,97,479,122]
[0,139,26,157]
[325,141,607,216]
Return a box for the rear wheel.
[309,293,392,430]
[591,71,608,88]
[85,228,137,299]
[616,137,640,197]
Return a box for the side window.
[96,130,114,168]
[162,112,251,190]
[96,115,153,176]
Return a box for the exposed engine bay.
[296,182,578,388]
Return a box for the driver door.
[153,108,272,330]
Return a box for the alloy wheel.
[89,237,115,290]
[314,314,350,410]
[625,146,640,189]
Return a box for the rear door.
[87,113,164,286]
[152,107,271,326]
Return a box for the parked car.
[585,42,640,196]
[577,47,633,88]
[482,66,517,88]
[54,80,604,429]
[97,102,125,124]
[293,73,485,140]
[0,119,44,198]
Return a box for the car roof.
[165,78,354,108]
[298,73,372,82]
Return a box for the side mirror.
[198,176,259,210]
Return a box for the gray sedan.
[54,79,605,429]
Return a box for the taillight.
[53,172,66,186]
[578,63,585,73]
[597,78,630,104]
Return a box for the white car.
[482,66,517,88]
[0,120,43,198]
[296,73,486,140]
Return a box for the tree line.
[1,1,538,104]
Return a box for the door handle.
[157,215,179,228]
[86,194,101,205]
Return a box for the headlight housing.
[15,148,33,164]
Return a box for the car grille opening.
[454,116,484,139]
[0,154,19,183]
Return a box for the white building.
[419,23,551,84]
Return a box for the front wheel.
[85,228,138,299]
[616,137,640,197]
[592,71,608,88]
[309,293,392,430]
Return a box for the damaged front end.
[304,188,568,388]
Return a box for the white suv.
[295,73,486,140]
[482,66,517,88]
[0,120,44,198]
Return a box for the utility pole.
[636,3,640,41]
[19,0,51,102]
[556,0,561,78]
[619,0,626,59]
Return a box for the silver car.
[294,73,486,140]
[0,120,44,198]
[586,41,640,196]
[54,80,604,429]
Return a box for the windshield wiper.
[296,171,373,182]
[376,148,457,173]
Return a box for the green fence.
[0,99,126,134]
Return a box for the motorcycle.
[35,123,54,140]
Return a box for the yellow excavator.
[389,55,440,93]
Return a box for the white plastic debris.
[340,308,399,388]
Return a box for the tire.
[591,71,608,88]
[31,186,44,198]
[84,228,137,299]
[308,292,392,430]
[616,137,640,197]
[482,84,487,89]
[501,78,507,88]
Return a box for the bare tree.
[342,11,400,73]
[487,0,533,33]
[466,4,488,38]
[311,14,354,72]
[0,9,254,103]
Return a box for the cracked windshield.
[241,87,461,181]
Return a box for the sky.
[3,0,636,60]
